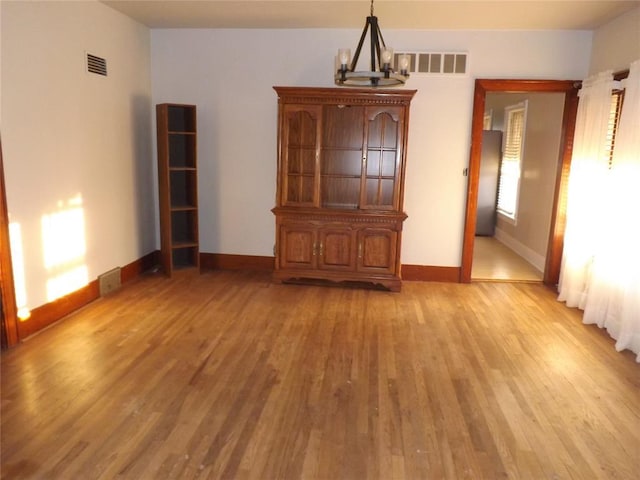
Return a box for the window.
[497,101,528,221]
[605,89,624,167]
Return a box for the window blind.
[605,90,624,167]
[497,103,527,219]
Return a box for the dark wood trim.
[200,252,461,284]
[460,79,580,286]
[200,253,275,272]
[460,81,487,284]
[13,253,159,342]
[121,250,160,283]
[544,89,579,286]
[0,136,19,348]
[402,265,460,283]
[17,280,100,339]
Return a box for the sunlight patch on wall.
[41,194,88,302]
[8,222,30,320]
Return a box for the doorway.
[472,91,566,281]
[460,79,580,286]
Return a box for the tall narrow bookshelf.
[156,103,199,276]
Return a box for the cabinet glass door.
[282,105,320,206]
[320,105,364,209]
[362,107,403,210]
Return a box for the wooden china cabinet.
[272,86,416,291]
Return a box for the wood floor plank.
[1,271,639,479]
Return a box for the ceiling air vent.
[86,53,107,76]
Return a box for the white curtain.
[582,60,640,362]
[559,61,640,362]
[558,70,613,308]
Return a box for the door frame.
[460,79,580,285]
[1,136,19,347]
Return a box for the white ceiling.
[101,0,639,30]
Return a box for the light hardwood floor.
[472,236,543,282]
[2,270,638,479]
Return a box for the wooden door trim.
[460,79,580,286]
[0,136,19,347]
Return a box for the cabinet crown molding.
[274,86,417,106]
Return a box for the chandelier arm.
[376,23,387,52]
[375,22,389,77]
[350,18,371,72]
[370,16,379,73]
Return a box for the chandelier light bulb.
[398,54,410,75]
[338,48,351,68]
[381,48,393,66]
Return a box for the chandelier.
[335,0,410,87]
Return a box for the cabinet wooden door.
[278,223,317,270]
[318,227,356,271]
[280,105,322,207]
[361,106,404,211]
[357,228,398,275]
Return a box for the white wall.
[151,28,591,267]
[1,1,153,311]
[590,6,640,74]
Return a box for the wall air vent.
[86,53,107,76]
[394,52,468,76]
[98,267,121,296]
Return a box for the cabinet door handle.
[358,242,363,259]
[319,242,324,256]
[312,242,317,256]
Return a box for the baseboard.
[16,251,159,341]
[494,228,545,272]
[401,264,461,283]
[17,280,100,340]
[15,251,457,340]
[121,250,160,283]
[200,253,460,283]
[200,253,274,271]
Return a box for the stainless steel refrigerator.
[475,130,502,236]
